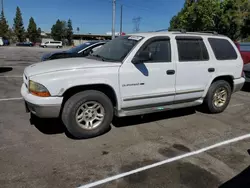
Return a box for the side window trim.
[134,36,171,63]
[176,37,209,62]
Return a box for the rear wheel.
[62,90,113,139]
[203,80,231,113]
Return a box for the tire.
[62,90,114,139]
[203,80,232,113]
[57,46,60,48]
[44,45,47,48]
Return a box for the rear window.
[176,38,209,61]
[208,38,238,60]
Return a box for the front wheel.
[62,90,113,139]
[203,80,232,113]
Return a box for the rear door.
[174,36,213,103]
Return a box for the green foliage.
[169,0,250,40]
[51,19,66,41]
[0,11,9,37]
[13,6,25,42]
[51,19,73,45]
[66,19,73,45]
[27,17,38,42]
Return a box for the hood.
[243,63,250,71]
[24,57,121,77]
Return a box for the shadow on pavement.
[0,67,13,73]
[241,83,250,92]
[112,107,196,127]
[219,149,250,188]
[29,114,65,134]
[29,114,110,139]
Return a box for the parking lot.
[0,46,250,188]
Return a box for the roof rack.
[193,31,218,35]
[168,29,186,33]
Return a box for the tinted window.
[208,38,237,60]
[50,41,60,44]
[177,38,209,61]
[140,39,171,62]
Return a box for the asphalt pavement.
[0,46,250,188]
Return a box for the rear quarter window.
[208,38,238,60]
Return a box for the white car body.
[40,41,62,48]
[0,37,3,46]
[21,32,245,118]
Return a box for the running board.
[116,99,203,117]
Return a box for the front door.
[119,36,176,110]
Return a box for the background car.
[243,63,250,83]
[41,40,107,61]
[0,37,3,46]
[16,41,34,47]
[40,41,63,48]
[235,42,250,65]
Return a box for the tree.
[168,0,250,40]
[0,10,9,37]
[51,19,66,41]
[66,19,73,45]
[77,27,80,33]
[37,27,42,42]
[13,6,25,42]
[27,17,38,42]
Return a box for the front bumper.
[233,77,245,93]
[21,84,63,118]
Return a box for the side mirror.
[132,51,151,64]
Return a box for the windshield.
[91,35,143,62]
[67,42,97,53]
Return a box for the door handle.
[208,68,215,72]
[166,70,175,75]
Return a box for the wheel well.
[62,84,118,107]
[212,76,234,91]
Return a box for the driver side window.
[138,39,171,63]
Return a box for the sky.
[3,0,185,34]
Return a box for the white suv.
[21,31,245,138]
[40,41,62,48]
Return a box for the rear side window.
[176,38,209,61]
[208,38,238,60]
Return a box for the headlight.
[29,80,51,97]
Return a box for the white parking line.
[78,133,250,188]
[0,97,23,101]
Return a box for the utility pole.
[120,5,123,35]
[112,0,116,39]
[1,0,3,14]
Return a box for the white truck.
[21,31,245,138]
